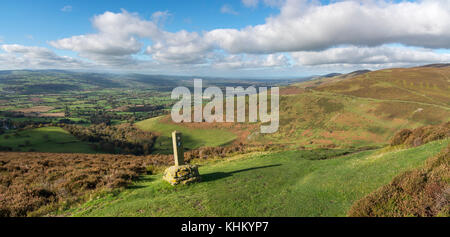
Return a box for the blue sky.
[0,0,449,78]
[0,1,277,44]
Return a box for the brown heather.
[0,152,171,217]
[390,122,450,147]
[0,143,277,217]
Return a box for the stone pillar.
[172,131,184,166]
[163,131,201,185]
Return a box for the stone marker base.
[163,165,201,185]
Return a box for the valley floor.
[61,139,449,217]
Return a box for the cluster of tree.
[62,123,158,155]
[126,104,165,113]
[88,111,112,125]
[0,119,13,135]
[4,83,78,94]
[0,111,25,118]
[0,118,90,134]
[0,145,13,151]
[0,118,52,132]
[67,108,166,125]
[57,118,87,124]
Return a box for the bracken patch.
[389,122,450,147]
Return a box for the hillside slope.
[178,65,449,149]
[316,65,450,106]
[144,65,449,150]
[62,139,449,217]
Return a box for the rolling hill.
[316,65,450,106]
[145,64,450,150]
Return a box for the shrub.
[390,122,450,147]
[390,129,412,146]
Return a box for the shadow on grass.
[201,164,282,183]
[127,176,156,190]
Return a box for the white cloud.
[145,30,213,64]
[291,45,450,66]
[51,10,213,66]
[0,44,90,69]
[151,11,171,25]
[221,5,238,15]
[50,10,160,65]
[208,0,450,54]
[46,1,450,73]
[242,0,259,8]
[61,5,72,12]
[213,54,289,69]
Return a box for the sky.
[0,0,449,78]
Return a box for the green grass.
[0,126,97,153]
[136,116,237,153]
[63,139,449,217]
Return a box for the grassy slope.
[256,66,450,148]
[64,139,449,217]
[142,66,449,149]
[136,116,237,153]
[349,144,449,217]
[0,126,96,153]
[256,90,449,148]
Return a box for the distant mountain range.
[0,63,448,95]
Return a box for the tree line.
[62,123,158,155]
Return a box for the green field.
[63,139,449,217]
[136,116,237,153]
[0,126,97,153]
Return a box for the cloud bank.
[1,0,449,74]
[0,44,90,70]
